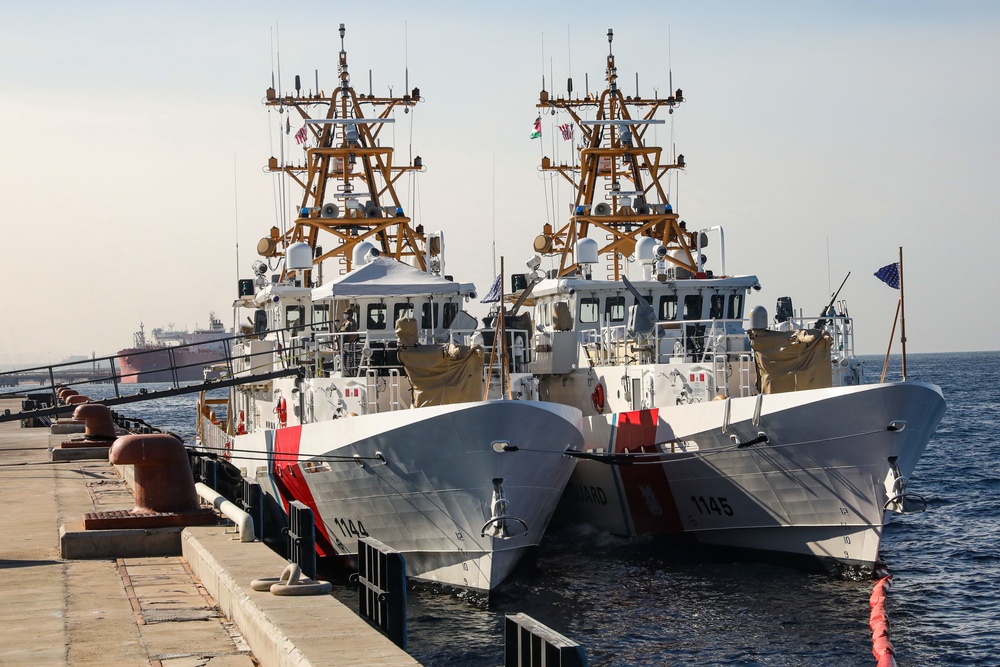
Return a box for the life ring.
[276,397,287,427]
[223,439,233,461]
[591,382,606,414]
[237,409,247,434]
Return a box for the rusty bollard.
[52,389,86,428]
[109,434,199,514]
[60,404,117,448]
[81,434,216,530]
[77,404,117,439]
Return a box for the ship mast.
[532,28,698,280]
[261,24,427,281]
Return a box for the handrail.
[578,317,748,366]
[0,322,308,400]
[195,482,255,542]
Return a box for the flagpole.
[880,298,901,383]
[898,246,907,382]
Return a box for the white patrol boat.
[197,26,582,592]
[515,29,945,572]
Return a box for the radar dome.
[577,238,599,265]
[286,242,313,270]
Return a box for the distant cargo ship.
[118,313,232,383]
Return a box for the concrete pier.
[0,398,420,666]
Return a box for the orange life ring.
[591,382,605,414]
[276,397,288,427]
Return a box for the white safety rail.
[580,317,749,367]
[195,482,255,542]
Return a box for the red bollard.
[109,434,199,514]
[82,434,216,530]
[60,404,118,448]
[75,404,117,439]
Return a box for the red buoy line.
[870,562,898,667]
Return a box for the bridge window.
[366,303,387,330]
[539,302,550,328]
[683,294,703,320]
[605,295,626,323]
[393,302,414,325]
[443,302,459,328]
[421,302,438,329]
[552,301,573,331]
[710,294,725,319]
[728,294,744,320]
[285,305,305,334]
[579,297,599,324]
[312,304,330,331]
[658,295,678,321]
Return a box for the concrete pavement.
[0,398,419,667]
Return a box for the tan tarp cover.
[748,328,833,394]
[552,301,573,331]
[395,317,419,348]
[397,343,485,407]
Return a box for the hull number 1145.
[690,496,734,516]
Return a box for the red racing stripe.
[613,409,683,534]
[271,426,337,557]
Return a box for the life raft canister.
[591,382,606,414]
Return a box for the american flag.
[480,274,503,303]
[294,125,308,144]
[559,123,574,141]
[874,262,900,289]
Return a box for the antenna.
[541,32,546,91]
[273,21,288,235]
[668,26,673,94]
[826,237,832,295]
[567,23,572,96]
[549,56,554,108]
[269,27,275,89]
[492,154,497,278]
[275,22,282,97]
[233,153,240,289]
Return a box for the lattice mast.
[532,28,700,280]
[261,24,427,280]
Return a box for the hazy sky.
[2,1,998,365]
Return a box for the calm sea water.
[76,352,999,666]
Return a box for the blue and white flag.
[480,274,503,303]
[874,263,900,289]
